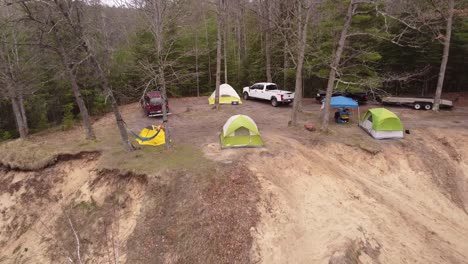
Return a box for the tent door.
[235,127,250,136]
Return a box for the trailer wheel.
[413,103,422,110]
[424,103,432,110]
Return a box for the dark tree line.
[1,0,467,143]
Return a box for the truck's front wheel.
[243,92,249,100]
[271,97,278,107]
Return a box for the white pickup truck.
[242,82,294,107]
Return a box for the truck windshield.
[266,84,278,90]
[150,97,163,105]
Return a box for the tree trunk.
[195,28,200,97]
[223,11,228,84]
[3,24,28,138]
[215,0,223,109]
[433,0,454,111]
[320,1,354,131]
[203,8,212,89]
[265,32,273,83]
[265,1,273,83]
[56,37,96,140]
[18,93,28,135]
[283,41,289,89]
[289,3,313,126]
[11,96,27,138]
[159,69,172,149]
[90,54,134,151]
[235,0,242,87]
[241,3,247,58]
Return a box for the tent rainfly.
[359,108,404,139]
[208,83,242,105]
[220,115,264,148]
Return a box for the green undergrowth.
[0,127,212,175]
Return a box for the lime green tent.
[220,115,264,148]
[359,108,404,139]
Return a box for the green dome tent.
[220,115,264,148]
[359,108,404,139]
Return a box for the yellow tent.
[208,83,242,105]
[135,125,166,146]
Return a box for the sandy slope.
[248,129,468,264]
[0,154,145,263]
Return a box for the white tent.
[208,84,242,105]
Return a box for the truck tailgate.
[281,92,294,99]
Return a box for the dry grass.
[0,139,59,170]
[98,144,210,175]
[0,128,101,170]
[0,124,202,175]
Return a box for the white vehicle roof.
[253,82,276,86]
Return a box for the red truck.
[140,91,170,117]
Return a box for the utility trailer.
[381,97,453,110]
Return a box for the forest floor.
[1,93,468,263]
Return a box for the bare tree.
[260,0,273,83]
[320,0,355,131]
[53,31,96,140]
[133,0,190,149]
[148,0,172,149]
[194,23,200,97]
[19,2,112,143]
[433,0,455,111]
[16,1,97,140]
[203,1,213,89]
[289,0,315,126]
[223,0,228,84]
[0,6,32,138]
[233,0,246,86]
[54,0,134,150]
[214,0,224,109]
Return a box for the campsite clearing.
[1,95,468,263]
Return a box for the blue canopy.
[329,96,359,108]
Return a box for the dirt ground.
[124,95,468,263]
[1,94,468,263]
